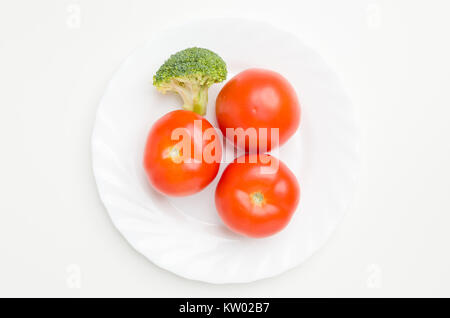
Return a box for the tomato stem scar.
[250,191,266,207]
[164,146,182,163]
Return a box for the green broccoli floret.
[153,47,227,116]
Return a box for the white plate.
[92,18,359,284]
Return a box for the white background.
[0,0,449,297]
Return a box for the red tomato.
[143,110,222,196]
[215,154,300,238]
[216,68,301,152]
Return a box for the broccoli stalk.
[158,77,209,115]
[153,48,227,116]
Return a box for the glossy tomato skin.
[215,154,300,238]
[144,110,222,196]
[216,68,300,152]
